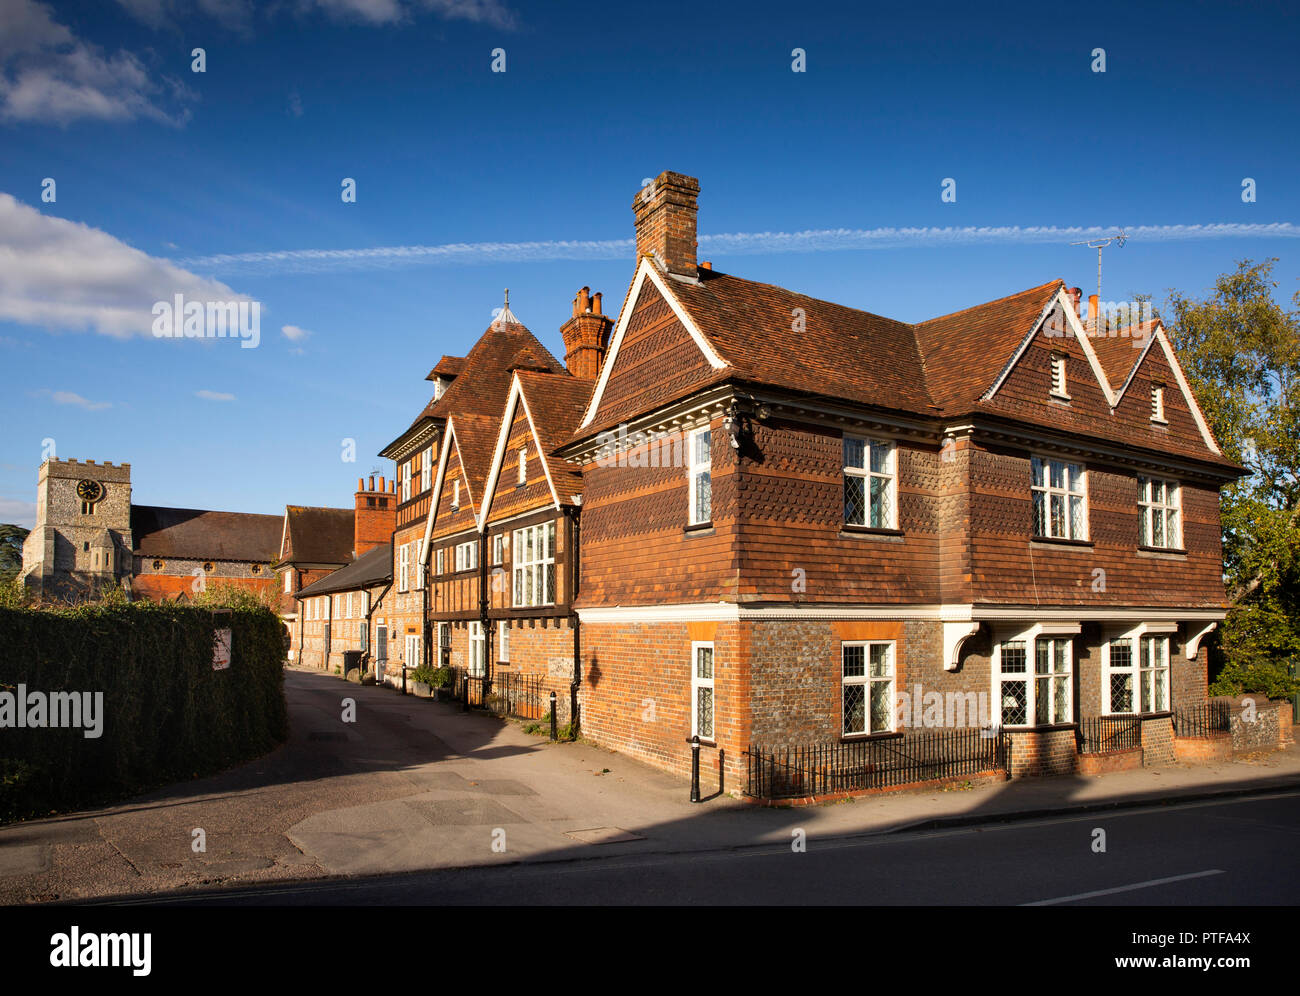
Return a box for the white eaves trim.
[418,420,478,571]
[579,257,728,428]
[575,602,1227,624]
[477,374,563,531]
[983,287,1118,408]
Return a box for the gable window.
[691,642,715,741]
[421,445,433,492]
[454,540,477,572]
[687,426,712,525]
[1138,476,1180,548]
[468,621,485,677]
[398,543,409,591]
[401,461,411,502]
[513,520,556,607]
[1031,456,1087,540]
[843,436,895,529]
[842,641,895,736]
[1151,385,1166,423]
[498,620,510,663]
[518,447,528,486]
[1049,353,1068,399]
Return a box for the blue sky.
[2,0,1297,527]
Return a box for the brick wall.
[1140,714,1175,766]
[1007,728,1078,777]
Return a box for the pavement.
[2,666,1298,904]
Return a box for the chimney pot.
[357,477,364,492]
[592,292,602,315]
[700,260,712,270]
[1088,294,1099,327]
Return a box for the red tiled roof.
[426,355,466,381]
[1088,319,1158,390]
[913,279,1063,415]
[515,370,594,500]
[448,413,501,513]
[278,506,354,565]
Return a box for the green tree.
[1164,258,1300,690]
[0,524,29,583]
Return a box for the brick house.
[552,171,1239,785]
[295,538,392,677]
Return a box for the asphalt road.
[111,791,1300,906]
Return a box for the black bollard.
[690,734,701,803]
[549,691,557,741]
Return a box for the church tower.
[21,459,133,599]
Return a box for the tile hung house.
[416,297,588,713]
[552,170,1240,787]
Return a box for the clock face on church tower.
[76,479,104,503]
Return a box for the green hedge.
[0,601,287,821]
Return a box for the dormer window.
[1151,385,1166,423]
[1049,354,1069,399]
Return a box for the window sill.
[841,525,904,539]
[1137,545,1186,559]
[1030,537,1093,549]
[686,737,717,748]
[684,522,714,535]
[1049,394,1072,404]
[840,730,904,743]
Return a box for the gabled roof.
[278,506,354,566]
[131,505,282,562]
[424,315,566,422]
[296,540,392,598]
[426,355,466,381]
[914,279,1065,415]
[1088,319,1158,391]
[480,370,593,524]
[450,413,500,511]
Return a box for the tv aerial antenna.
[1069,231,1128,321]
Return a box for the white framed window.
[1050,353,1069,399]
[454,540,477,572]
[497,620,509,662]
[1138,476,1181,549]
[1139,635,1170,713]
[842,641,895,736]
[843,436,896,529]
[284,571,292,593]
[1034,636,1073,725]
[469,621,485,677]
[421,445,433,492]
[687,425,712,525]
[492,533,505,565]
[435,547,444,576]
[1151,385,1166,423]
[512,521,556,607]
[1104,637,1135,714]
[1031,455,1087,540]
[398,543,409,591]
[358,621,368,653]
[413,542,424,589]
[401,461,411,502]
[405,633,420,669]
[437,622,450,651]
[997,639,1029,727]
[518,447,527,486]
[345,591,353,618]
[452,479,460,509]
[359,591,369,616]
[690,641,715,741]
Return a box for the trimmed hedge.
[0,602,287,822]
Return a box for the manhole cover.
[563,827,645,845]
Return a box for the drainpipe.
[565,502,582,734]
[368,575,392,683]
[480,523,491,695]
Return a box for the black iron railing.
[1077,715,1141,754]
[1173,701,1231,738]
[483,671,546,719]
[745,728,1006,800]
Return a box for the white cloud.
[281,324,312,341]
[0,0,193,125]
[0,192,254,338]
[0,497,37,529]
[179,222,1300,275]
[34,388,113,411]
[196,389,236,401]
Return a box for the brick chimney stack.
[633,171,700,278]
[354,475,397,557]
[560,285,615,381]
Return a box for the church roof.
[131,505,282,563]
